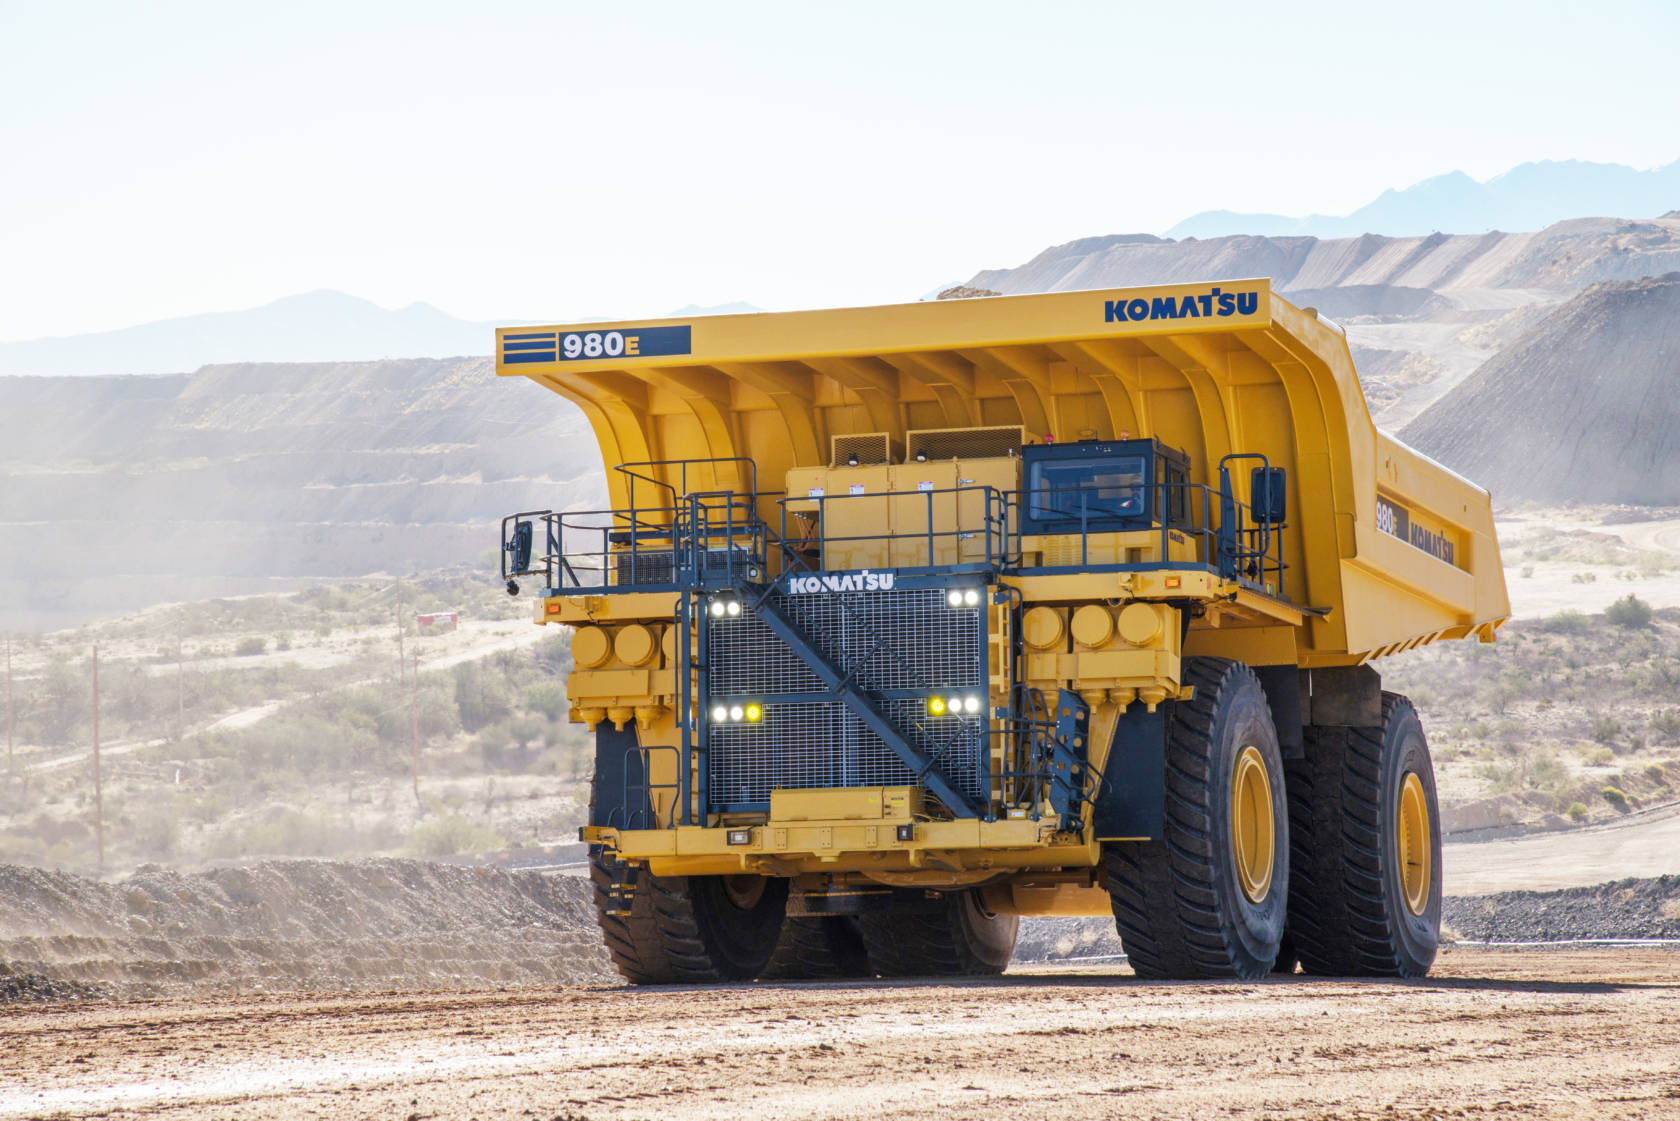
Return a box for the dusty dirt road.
[3,948,1678,1121]
[1446,802,1680,895]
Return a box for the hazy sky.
[3,0,1677,339]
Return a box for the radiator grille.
[709,587,980,695]
[708,702,990,809]
[704,584,987,810]
[830,432,899,467]
[612,546,752,587]
[906,425,1024,462]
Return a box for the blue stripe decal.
[499,324,694,364]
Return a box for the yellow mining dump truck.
[495,279,1508,982]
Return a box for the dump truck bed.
[497,279,1509,664]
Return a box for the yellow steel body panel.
[501,280,1508,663]
[586,816,1106,878]
[770,787,914,822]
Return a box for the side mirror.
[1250,466,1286,525]
[508,520,534,574]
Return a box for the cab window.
[1027,455,1147,522]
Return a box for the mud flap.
[1091,703,1167,841]
[589,725,650,830]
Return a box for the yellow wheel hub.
[1230,745,1275,904]
[1397,772,1432,916]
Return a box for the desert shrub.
[1536,610,1589,636]
[1584,746,1614,766]
[1567,801,1589,821]
[130,807,180,859]
[234,636,268,657]
[207,808,356,859]
[1475,748,1568,794]
[1601,786,1629,811]
[506,713,547,751]
[1588,713,1623,744]
[405,814,504,857]
[454,660,512,732]
[1647,764,1668,785]
[1605,594,1654,630]
[523,681,569,721]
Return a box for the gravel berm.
[0,858,612,1001]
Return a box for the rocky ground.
[2,949,1677,1120]
[0,858,608,1000]
[1445,876,1680,943]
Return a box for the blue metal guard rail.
[505,469,1285,596]
[1009,479,1287,594]
[501,491,774,593]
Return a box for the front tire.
[590,857,788,984]
[1103,657,1288,980]
[761,916,871,980]
[1285,693,1442,977]
[857,890,1017,977]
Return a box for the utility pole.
[396,602,407,687]
[91,644,104,873]
[5,633,13,769]
[410,650,421,805]
[175,625,184,742]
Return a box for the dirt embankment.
[0,859,610,1000]
[5,857,1677,1005]
[1404,273,1680,505]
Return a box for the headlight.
[726,600,741,617]
[711,704,729,722]
[729,705,745,721]
[963,588,981,607]
[709,600,726,618]
[946,589,964,607]
[963,695,982,714]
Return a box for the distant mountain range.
[0,293,765,377]
[1167,159,1680,240]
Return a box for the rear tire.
[761,915,871,980]
[1103,657,1288,980]
[1285,692,1442,977]
[590,856,788,984]
[856,890,1017,977]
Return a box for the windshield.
[1028,455,1146,521]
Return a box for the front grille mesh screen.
[706,586,987,809]
[709,588,979,695]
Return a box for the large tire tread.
[590,856,786,984]
[761,916,871,980]
[1103,656,1287,980]
[856,892,1016,977]
[1285,692,1441,978]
